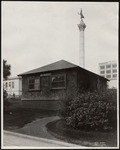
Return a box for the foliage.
[3,89,11,111]
[3,59,11,111]
[3,59,11,80]
[59,89,117,132]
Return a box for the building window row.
[106,74,117,79]
[100,64,117,69]
[28,74,66,91]
[100,69,117,75]
[5,81,14,88]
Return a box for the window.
[100,66,105,69]
[6,82,8,88]
[113,74,117,78]
[106,65,111,68]
[12,82,14,88]
[28,78,40,90]
[106,75,111,79]
[113,69,117,73]
[100,71,105,74]
[112,64,117,68]
[51,74,66,89]
[106,70,111,74]
[9,82,11,87]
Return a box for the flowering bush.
[59,89,117,132]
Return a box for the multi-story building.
[3,76,22,98]
[99,61,117,88]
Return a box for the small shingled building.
[18,60,109,110]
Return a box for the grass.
[4,108,58,131]
[3,98,117,147]
[46,119,117,147]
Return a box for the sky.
[2,2,118,77]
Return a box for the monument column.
[78,9,86,68]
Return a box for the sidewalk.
[3,130,82,148]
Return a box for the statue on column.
[78,9,85,20]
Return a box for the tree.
[3,59,11,80]
[3,59,11,111]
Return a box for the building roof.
[18,59,109,81]
[3,76,22,81]
[18,60,78,76]
[99,60,117,65]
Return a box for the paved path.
[3,116,84,147]
[14,116,60,140]
[3,130,82,148]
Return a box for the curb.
[3,130,80,147]
[46,120,115,147]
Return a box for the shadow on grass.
[4,108,58,131]
[46,119,117,147]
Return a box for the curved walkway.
[3,116,83,147]
[14,116,60,140]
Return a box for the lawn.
[3,98,117,147]
[4,108,58,131]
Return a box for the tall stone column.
[78,10,86,68]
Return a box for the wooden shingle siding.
[22,69,77,101]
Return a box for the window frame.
[113,74,117,78]
[12,82,14,88]
[112,64,117,68]
[106,65,111,69]
[28,77,40,91]
[6,82,8,88]
[106,75,111,79]
[51,74,66,90]
[100,70,105,74]
[113,69,117,73]
[9,82,11,87]
[106,70,111,74]
[100,66,105,69]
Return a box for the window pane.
[113,74,117,78]
[51,74,66,89]
[100,71,105,74]
[112,64,117,68]
[12,82,14,88]
[34,84,39,90]
[29,78,40,90]
[29,84,34,89]
[106,65,111,68]
[106,70,111,74]
[9,82,11,87]
[52,82,65,88]
[106,75,111,78]
[29,79,34,84]
[113,69,117,73]
[100,66,105,69]
[52,75,65,82]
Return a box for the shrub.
[3,89,11,111]
[59,89,117,132]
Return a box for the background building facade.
[3,76,22,98]
[99,61,117,88]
